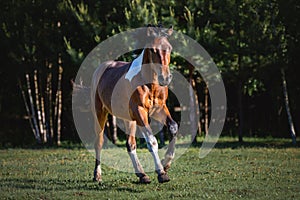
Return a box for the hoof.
[158,173,170,183]
[139,175,151,184]
[161,159,171,172]
[164,164,171,172]
[93,175,102,183]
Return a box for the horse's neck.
[140,63,158,85]
[139,49,158,84]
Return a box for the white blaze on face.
[125,50,145,81]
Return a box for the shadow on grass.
[1,177,143,193]
[192,138,299,149]
[105,137,300,150]
[0,141,86,150]
[2,137,298,150]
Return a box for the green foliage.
[125,0,158,27]
[243,78,265,96]
[0,0,299,141]
[63,36,84,65]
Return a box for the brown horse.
[91,25,178,184]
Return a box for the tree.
[277,0,299,144]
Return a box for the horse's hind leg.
[93,97,108,183]
[124,120,151,184]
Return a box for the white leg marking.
[125,120,146,177]
[141,128,165,175]
[128,149,145,176]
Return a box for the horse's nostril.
[168,74,173,80]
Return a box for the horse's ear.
[167,26,173,36]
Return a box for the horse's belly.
[99,76,132,121]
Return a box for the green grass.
[0,138,299,199]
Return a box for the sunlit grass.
[0,138,299,199]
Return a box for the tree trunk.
[194,79,202,136]
[25,74,41,143]
[18,79,38,142]
[21,60,64,146]
[235,0,243,143]
[204,85,209,136]
[56,61,63,146]
[47,64,54,144]
[188,63,198,143]
[281,68,296,144]
[189,80,198,141]
[34,70,45,143]
[238,80,244,143]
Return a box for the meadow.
[1,137,299,200]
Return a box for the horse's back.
[102,61,130,82]
[93,61,131,117]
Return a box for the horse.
[90,25,178,184]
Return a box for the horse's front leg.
[124,120,151,184]
[137,107,170,183]
[139,125,170,183]
[152,105,178,172]
[135,106,169,183]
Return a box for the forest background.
[0,0,299,146]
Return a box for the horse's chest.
[145,94,154,105]
[147,94,164,113]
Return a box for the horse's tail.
[90,61,114,113]
[90,61,114,134]
[71,79,91,112]
[71,61,114,113]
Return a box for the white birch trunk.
[56,63,63,146]
[18,79,38,141]
[47,64,54,143]
[40,95,47,141]
[281,68,297,144]
[34,70,45,143]
[25,74,41,143]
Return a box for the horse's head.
[143,25,173,86]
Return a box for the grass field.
[1,137,299,199]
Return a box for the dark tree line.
[0,0,299,146]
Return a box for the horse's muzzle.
[158,74,172,86]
